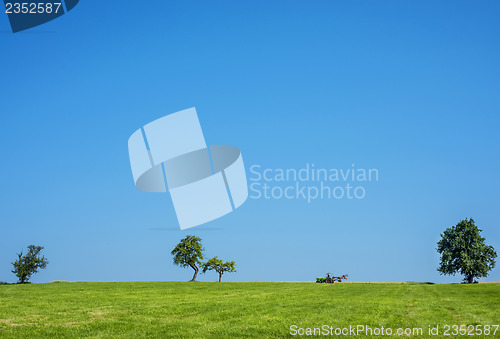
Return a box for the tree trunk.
[466,275,474,284]
[218,273,222,282]
[190,265,199,281]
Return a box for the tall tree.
[171,235,204,281]
[11,245,49,284]
[202,256,236,282]
[437,218,497,283]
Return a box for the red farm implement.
[316,273,348,283]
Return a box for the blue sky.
[0,0,499,283]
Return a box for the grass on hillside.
[0,282,498,338]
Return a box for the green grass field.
[0,282,498,338]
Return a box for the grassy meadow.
[0,281,498,338]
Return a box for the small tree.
[171,235,204,281]
[437,218,497,283]
[11,245,48,284]
[202,256,236,282]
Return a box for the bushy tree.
[11,245,48,284]
[202,256,236,282]
[171,235,204,281]
[437,218,497,283]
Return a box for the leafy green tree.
[11,245,49,284]
[437,218,497,283]
[202,256,236,282]
[171,235,204,281]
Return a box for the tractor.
[316,273,348,283]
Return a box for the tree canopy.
[11,245,49,284]
[437,218,497,283]
[171,235,204,281]
[202,256,236,282]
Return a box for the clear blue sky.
[1,0,499,283]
